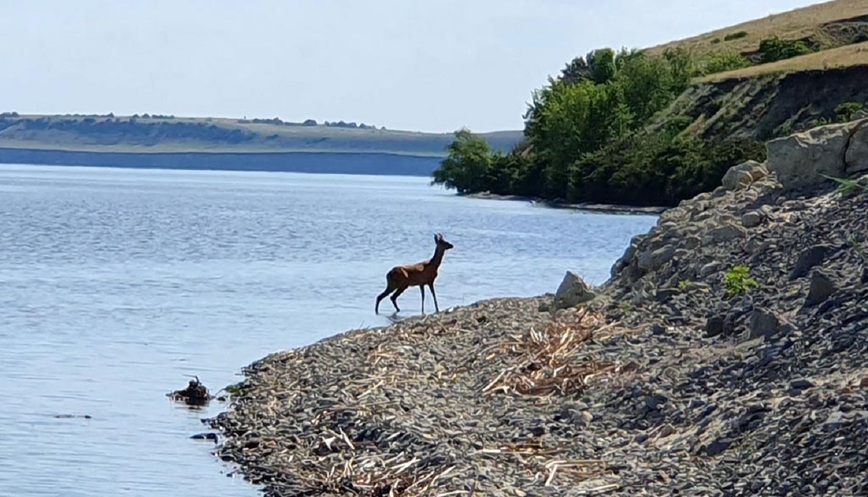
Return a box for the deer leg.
[420,286,426,314]
[429,283,440,313]
[390,285,408,313]
[375,285,394,315]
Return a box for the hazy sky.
[0,0,821,132]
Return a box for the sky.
[0,0,823,133]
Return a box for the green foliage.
[821,174,868,197]
[758,36,814,63]
[724,31,749,41]
[519,47,692,200]
[223,382,243,396]
[702,51,751,75]
[724,265,759,298]
[431,129,496,194]
[835,102,865,122]
[432,43,764,207]
[678,280,692,291]
[568,132,766,206]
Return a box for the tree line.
[432,47,769,206]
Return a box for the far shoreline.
[460,191,667,216]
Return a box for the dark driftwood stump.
[168,377,211,406]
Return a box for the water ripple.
[0,164,656,496]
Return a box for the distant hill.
[0,114,522,157]
[0,113,523,176]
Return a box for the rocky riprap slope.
[209,119,868,496]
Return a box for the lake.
[0,164,657,496]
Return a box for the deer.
[375,233,454,315]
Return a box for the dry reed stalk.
[487,310,617,397]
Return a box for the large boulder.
[721,160,768,190]
[554,271,596,309]
[767,121,855,190]
[845,120,868,175]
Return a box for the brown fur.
[375,233,454,315]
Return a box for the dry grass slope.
[697,40,868,82]
[647,0,868,58]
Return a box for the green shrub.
[432,129,495,194]
[835,102,865,122]
[724,265,759,298]
[711,38,722,44]
[703,51,750,74]
[758,36,814,63]
[724,31,749,41]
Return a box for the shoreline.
[0,148,441,177]
[206,118,868,495]
[461,191,668,216]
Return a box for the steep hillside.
[432,1,868,207]
[655,64,868,141]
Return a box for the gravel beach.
[210,119,868,496]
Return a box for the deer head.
[435,233,454,250]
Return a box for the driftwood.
[168,376,211,406]
[210,298,627,495]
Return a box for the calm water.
[0,164,656,496]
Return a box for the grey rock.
[722,160,768,190]
[553,271,596,309]
[790,379,815,390]
[700,261,723,277]
[645,394,668,410]
[703,224,748,244]
[767,121,852,190]
[790,244,832,280]
[674,248,691,260]
[706,437,733,456]
[750,309,780,340]
[746,238,771,256]
[656,287,680,303]
[638,246,676,272]
[722,312,740,337]
[741,211,764,228]
[804,270,836,307]
[844,119,868,175]
[705,316,725,337]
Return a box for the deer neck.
[429,246,446,268]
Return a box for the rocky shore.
[209,119,868,496]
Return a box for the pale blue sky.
[0,0,820,132]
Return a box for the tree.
[432,129,495,194]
